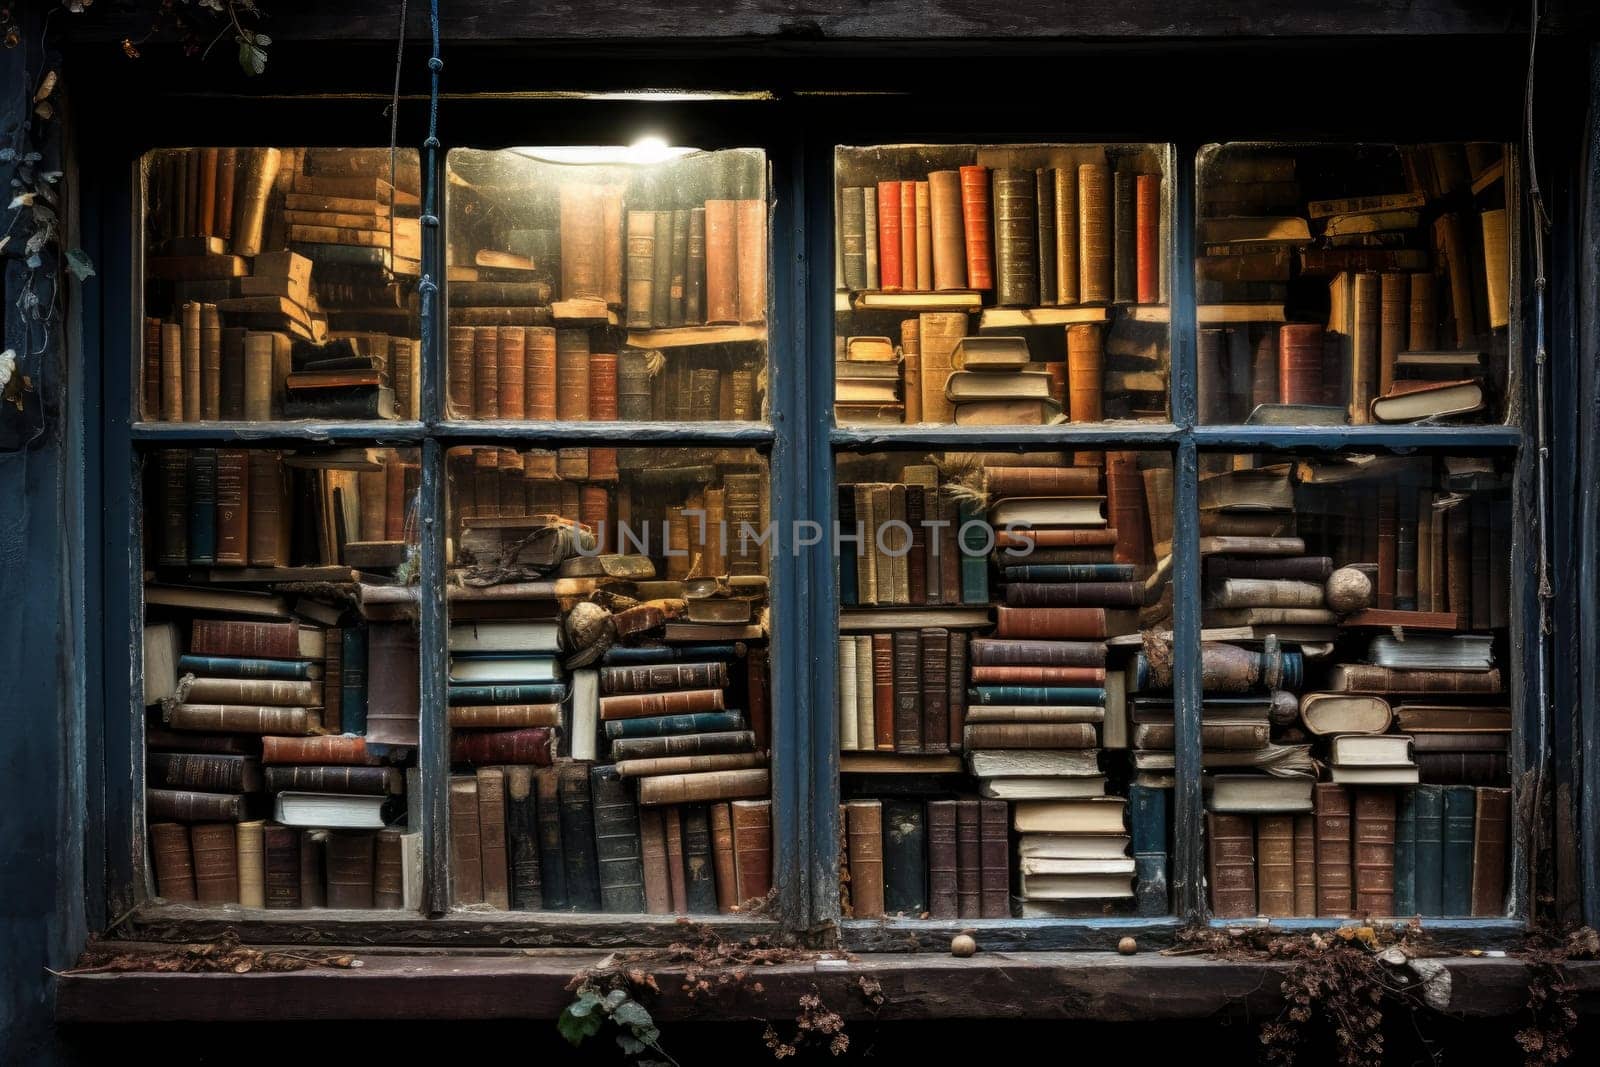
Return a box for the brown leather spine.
[476,767,510,909]
[1278,323,1325,405]
[986,465,1100,497]
[947,632,968,752]
[874,180,902,291]
[955,799,981,919]
[1256,814,1296,916]
[957,165,993,290]
[703,199,740,324]
[262,740,371,775]
[190,822,240,905]
[845,799,885,918]
[160,321,184,421]
[142,316,163,421]
[325,830,375,909]
[212,449,249,566]
[1353,788,1396,917]
[891,630,922,752]
[913,180,933,292]
[299,829,326,908]
[357,469,387,543]
[899,179,918,292]
[920,627,951,755]
[969,638,1107,668]
[215,148,238,241]
[625,209,655,328]
[554,329,590,421]
[928,170,967,291]
[1293,813,1318,917]
[1314,783,1353,916]
[730,798,772,903]
[709,802,738,913]
[871,632,895,751]
[598,688,725,722]
[992,167,1038,307]
[994,606,1108,640]
[663,806,688,912]
[190,618,299,659]
[199,303,222,420]
[600,662,729,695]
[1066,322,1105,435]
[559,182,605,302]
[978,798,1010,918]
[264,824,301,909]
[635,768,769,807]
[472,325,499,419]
[246,450,289,568]
[449,728,555,766]
[1207,812,1257,918]
[638,807,672,915]
[1379,271,1407,397]
[446,325,475,419]
[448,776,484,904]
[1077,163,1112,304]
[926,800,959,918]
[736,197,767,324]
[373,828,404,909]
[494,324,526,420]
[1350,271,1381,424]
[969,665,1108,687]
[1408,272,1437,351]
[587,353,619,482]
[524,326,557,420]
[1471,786,1511,916]
[150,822,197,902]
[963,723,1097,749]
[1135,173,1161,305]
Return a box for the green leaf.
[612,1000,654,1030]
[602,988,630,1011]
[567,989,605,1018]
[557,1005,604,1046]
[617,1034,647,1056]
[65,248,94,282]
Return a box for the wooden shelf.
[1471,157,1506,195]
[840,752,964,774]
[626,324,766,348]
[978,305,1111,329]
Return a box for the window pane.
[834,145,1170,427]
[835,449,1175,918]
[140,446,422,911]
[1195,143,1511,426]
[1192,452,1513,919]
[444,446,773,913]
[140,148,423,422]
[444,148,769,422]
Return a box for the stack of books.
[835,335,904,426]
[283,335,401,420]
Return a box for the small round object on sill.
[951,933,977,958]
[1117,936,1138,956]
[1326,567,1373,613]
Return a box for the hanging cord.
[387,0,408,265]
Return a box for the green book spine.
[1440,784,1475,916]
[959,500,990,605]
[340,626,368,735]
[1393,787,1418,916]
[185,448,218,566]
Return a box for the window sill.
[54,950,1600,1024]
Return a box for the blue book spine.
[1128,784,1169,917]
[1412,785,1444,915]
[1000,563,1137,582]
[968,685,1107,706]
[185,448,218,566]
[958,501,990,605]
[448,682,570,705]
[1393,787,1418,916]
[838,486,859,607]
[1440,785,1476,916]
[176,654,314,681]
[341,626,368,735]
[600,644,741,666]
[603,710,744,740]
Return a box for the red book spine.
[524,326,557,421]
[472,326,500,419]
[588,353,619,484]
[958,165,994,290]
[579,485,610,554]
[496,323,526,420]
[1106,450,1151,566]
[1278,323,1325,405]
[1134,174,1160,305]
[876,179,903,291]
[993,606,1108,640]
[449,727,555,766]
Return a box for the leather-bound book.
[357,468,387,543]
[927,170,967,291]
[1394,788,1418,916]
[559,183,605,303]
[215,148,237,241]
[862,185,881,289]
[180,301,202,422]
[993,168,1039,307]
[1408,272,1437,351]
[737,194,768,324]
[326,830,375,909]
[650,210,674,328]
[522,326,558,420]
[1441,784,1476,915]
[709,802,738,913]
[919,627,950,754]
[1292,813,1318,917]
[263,824,300,909]
[625,209,656,328]
[504,766,543,910]
[1326,665,1501,694]
[1207,812,1257,918]
[554,329,590,421]
[925,799,959,919]
[730,798,772,904]
[1353,789,1396,917]
[165,705,309,736]
[150,822,197,902]
[190,823,240,904]
[448,775,484,905]
[1248,327,1280,408]
[599,689,725,722]
[912,179,933,292]
[1471,786,1510,916]
[1277,324,1324,405]
[845,799,885,918]
[588,353,619,481]
[1447,506,1471,630]
[601,662,730,695]
[1066,322,1104,436]
[1112,170,1136,306]
[197,148,218,235]
[919,310,968,424]
[338,627,367,736]
[1314,783,1353,916]
[299,829,326,908]
[373,828,404,909]
[1049,165,1080,305]
[1379,272,1407,397]
[446,325,475,418]
[494,325,526,420]
[1433,213,1476,347]
[963,723,1097,749]
[1135,174,1161,305]
[1035,169,1058,305]
[658,807,686,911]
[1105,452,1151,566]
[532,767,568,909]
[199,303,222,420]
[869,632,895,751]
[601,186,625,309]
[1376,484,1398,609]
[1005,580,1145,608]
[956,164,994,290]
[1481,208,1510,330]
[232,147,281,257]
[668,208,690,326]
[615,350,651,422]
[899,316,923,425]
[590,764,647,912]
[704,198,740,324]
[682,804,719,913]
[686,206,706,322]
[881,798,927,917]
[475,767,510,908]
[367,623,419,747]
[994,606,1109,640]
[637,807,671,914]
[891,630,922,753]
[954,798,981,918]
[635,768,769,806]
[875,179,903,291]
[898,179,918,291]
[558,761,601,910]
[158,321,182,421]
[450,728,555,767]
[947,631,969,753]
[1350,271,1382,425]
[1077,163,1112,304]
[148,752,262,793]
[841,186,868,290]
[1130,784,1168,916]
[978,798,1010,918]
[472,326,500,419]
[1254,812,1292,915]
[1411,784,1443,915]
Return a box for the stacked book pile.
[943,334,1062,426]
[144,148,422,422]
[283,334,404,420]
[835,334,904,426]
[839,797,1009,920]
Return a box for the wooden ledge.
[54,950,1600,1025]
